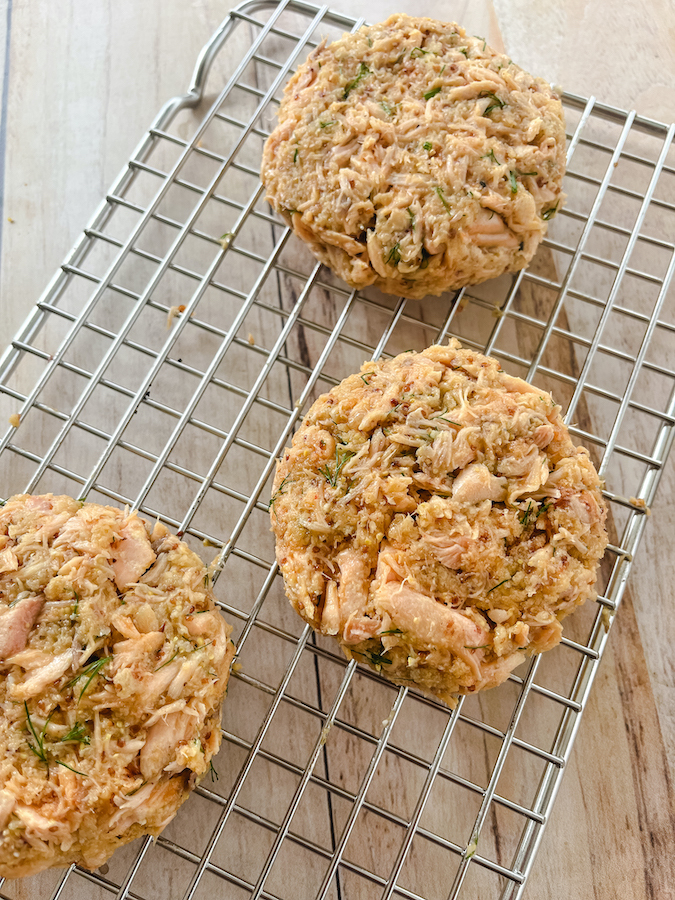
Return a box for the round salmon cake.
[0,494,234,878]
[271,341,607,706]
[261,14,565,300]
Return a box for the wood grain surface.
[0,2,673,899]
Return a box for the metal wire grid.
[0,1,673,898]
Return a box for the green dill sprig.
[380,100,395,116]
[155,650,179,672]
[537,501,552,519]
[432,414,461,426]
[209,760,219,782]
[360,371,376,385]
[519,500,534,527]
[61,722,90,745]
[424,86,442,101]
[479,91,505,115]
[407,208,415,229]
[66,656,112,702]
[343,62,370,99]
[25,703,54,765]
[487,578,511,594]
[481,149,500,165]
[386,243,401,266]
[293,148,298,164]
[542,203,559,220]
[379,628,404,636]
[270,474,293,514]
[318,447,355,488]
[509,171,518,194]
[434,185,451,213]
[474,35,487,51]
[125,780,147,797]
[319,121,336,129]
[458,47,469,57]
[361,648,391,667]
[55,759,87,777]
[410,47,430,58]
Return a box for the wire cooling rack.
[0,2,674,898]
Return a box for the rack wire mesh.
[0,1,674,898]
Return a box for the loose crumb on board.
[167,304,186,327]
[8,413,20,427]
[629,496,651,515]
[248,333,255,346]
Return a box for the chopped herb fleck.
[386,242,401,266]
[479,91,505,115]
[464,644,490,650]
[509,170,518,194]
[380,99,395,116]
[410,47,430,58]
[209,760,219,782]
[434,185,451,213]
[487,578,511,594]
[423,141,433,151]
[474,35,487,51]
[407,207,415,229]
[360,371,376,385]
[542,203,559,220]
[343,62,370,99]
[319,121,336,129]
[424,86,442,101]
[379,628,404,636]
[458,47,469,57]
[293,148,298,164]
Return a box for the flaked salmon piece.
[11,651,72,699]
[453,463,507,503]
[0,548,18,574]
[112,516,156,589]
[0,597,44,660]
[0,791,15,832]
[140,710,194,780]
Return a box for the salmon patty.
[271,341,607,706]
[0,494,234,878]
[262,14,565,300]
